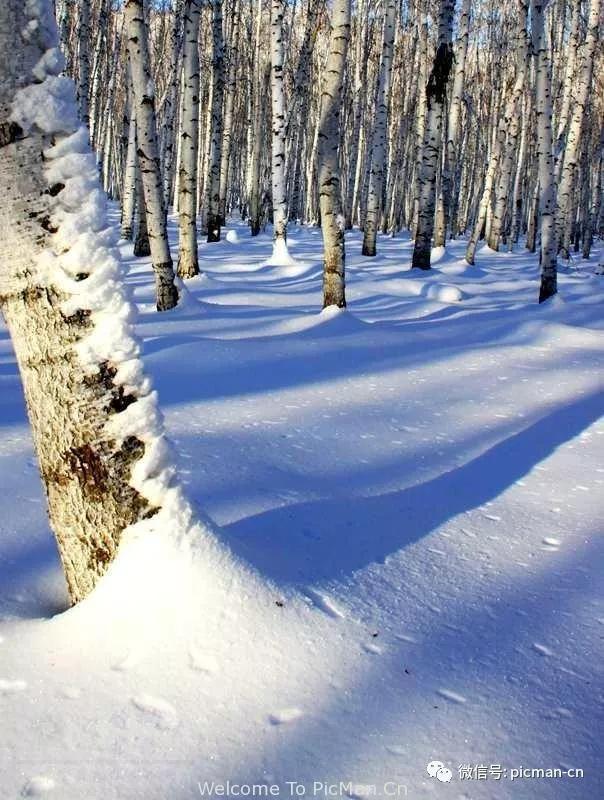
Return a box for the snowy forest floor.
[1,216,603,800]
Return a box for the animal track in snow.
[268,707,304,725]
[303,588,345,619]
[436,688,467,704]
[132,694,179,729]
[21,776,55,796]
[0,678,27,694]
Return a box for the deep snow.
[1,219,603,800]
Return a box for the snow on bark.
[0,0,177,603]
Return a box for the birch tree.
[125,0,179,310]
[177,0,201,277]
[556,0,601,258]
[1,0,173,603]
[269,0,292,261]
[361,0,397,256]
[532,0,557,302]
[318,0,352,308]
[440,0,470,241]
[412,0,455,269]
[206,0,225,243]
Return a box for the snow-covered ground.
[1,219,603,800]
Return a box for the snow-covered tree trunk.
[0,0,173,603]
[318,0,351,308]
[411,0,455,269]
[532,0,557,302]
[556,0,601,259]
[270,0,291,260]
[125,0,178,310]
[441,0,470,241]
[361,0,396,257]
[177,0,201,277]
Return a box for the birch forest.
[55,0,603,306]
[1,0,603,795]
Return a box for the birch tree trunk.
[411,0,455,269]
[206,0,225,243]
[77,0,90,126]
[361,0,396,257]
[219,0,241,226]
[121,90,137,241]
[177,0,201,277]
[441,0,470,241]
[318,0,351,308]
[248,0,264,236]
[270,0,291,260]
[556,0,601,259]
[488,0,529,251]
[125,0,178,310]
[532,0,557,302]
[0,0,172,604]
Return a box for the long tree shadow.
[223,389,604,584]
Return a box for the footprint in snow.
[0,678,27,694]
[303,588,345,620]
[21,777,55,796]
[268,708,304,725]
[132,694,179,729]
[542,537,561,550]
[436,688,467,704]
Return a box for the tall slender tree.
[319,0,352,308]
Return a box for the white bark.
[318,0,351,308]
[0,0,171,603]
[361,0,397,257]
[177,0,201,277]
[206,0,225,243]
[125,0,178,310]
[556,0,601,258]
[532,0,557,302]
[412,0,455,269]
[270,0,289,254]
[441,0,471,240]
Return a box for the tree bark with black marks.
[125,0,178,310]
[0,0,171,603]
[177,0,201,277]
[206,0,225,243]
[318,0,351,308]
[411,0,455,270]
